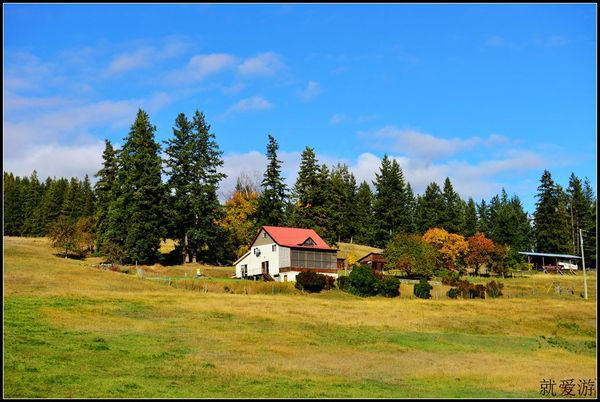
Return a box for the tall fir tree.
[61,177,84,222]
[566,173,590,255]
[415,182,444,234]
[80,175,96,218]
[440,177,463,234]
[477,199,490,236]
[3,172,24,236]
[37,177,68,234]
[581,177,596,267]
[533,170,571,253]
[258,134,288,227]
[22,171,43,236]
[372,156,410,247]
[464,197,478,237]
[355,181,375,245]
[109,109,166,264]
[94,140,119,249]
[289,147,320,229]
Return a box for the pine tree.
[188,110,227,263]
[94,140,118,249]
[37,177,68,234]
[62,177,84,222]
[416,182,444,234]
[22,171,43,236]
[440,177,463,234]
[3,172,24,236]
[566,173,590,255]
[289,147,320,229]
[258,134,287,226]
[405,183,417,234]
[477,199,490,236]
[111,109,166,264]
[464,197,478,237]
[372,156,409,247]
[81,174,95,217]
[533,170,571,253]
[582,177,596,267]
[355,181,375,245]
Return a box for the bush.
[485,280,504,298]
[347,265,379,297]
[447,288,459,299]
[295,271,327,293]
[336,275,349,290]
[413,278,433,299]
[376,276,400,298]
[439,269,461,285]
[323,275,336,290]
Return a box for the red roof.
[261,226,333,250]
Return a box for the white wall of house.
[235,243,287,278]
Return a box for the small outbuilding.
[518,251,582,273]
[356,252,386,272]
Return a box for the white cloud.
[299,80,322,101]
[362,126,508,161]
[238,52,285,76]
[106,37,189,75]
[167,53,238,83]
[226,96,273,114]
[3,141,106,181]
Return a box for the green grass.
[3,236,597,398]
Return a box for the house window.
[254,248,261,257]
[241,265,247,278]
[272,244,277,252]
[262,231,267,238]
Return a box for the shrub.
[439,269,461,285]
[347,265,379,297]
[323,275,336,290]
[336,275,349,290]
[413,278,433,299]
[295,271,327,293]
[376,276,400,298]
[447,288,459,299]
[485,280,504,298]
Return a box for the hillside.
[4,236,597,398]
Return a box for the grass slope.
[4,237,597,398]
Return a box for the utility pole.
[579,229,588,300]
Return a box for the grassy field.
[4,236,597,398]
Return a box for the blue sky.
[4,4,597,212]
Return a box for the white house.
[234,226,338,282]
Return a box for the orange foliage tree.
[422,228,469,271]
[219,190,259,258]
[465,233,497,275]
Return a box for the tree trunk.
[184,233,190,263]
[65,248,68,258]
[192,251,197,264]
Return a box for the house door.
[261,261,269,274]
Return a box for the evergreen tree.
[372,156,409,247]
[164,110,226,263]
[258,134,288,226]
[415,182,444,234]
[566,173,590,255]
[533,170,571,253]
[22,171,43,236]
[477,199,490,236]
[289,147,320,229]
[62,177,84,222]
[355,181,375,245]
[110,109,166,264]
[582,177,596,267]
[327,164,357,244]
[4,172,24,236]
[80,174,95,217]
[37,177,68,234]
[440,177,463,234]
[464,197,478,237]
[94,140,118,249]
[405,182,417,234]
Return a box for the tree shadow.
[52,252,86,260]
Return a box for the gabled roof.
[357,252,385,262]
[233,250,251,265]
[253,226,333,250]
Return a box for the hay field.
[4,236,597,398]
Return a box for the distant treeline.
[3,108,596,267]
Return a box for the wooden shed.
[356,252,386,271]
